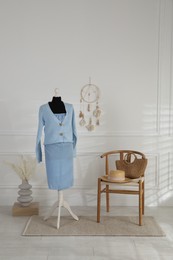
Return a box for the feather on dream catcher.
[79,79,101,131]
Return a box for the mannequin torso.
[49,96,66,114]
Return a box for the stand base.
[12,202,39,216]
[44,190,79,229]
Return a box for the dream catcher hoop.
[79,78,101,131]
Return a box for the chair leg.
[106,184,110,212]
[139,180,142,226]
[142,181,145,215]
[97,178,101,223]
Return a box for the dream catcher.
[79,79,101,131]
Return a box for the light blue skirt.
[44,142,73,190]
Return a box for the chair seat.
[100,176,145,186]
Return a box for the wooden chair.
[97,150,147,226]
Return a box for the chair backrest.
[101,150,147,178]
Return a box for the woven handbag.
[115,152,147,179]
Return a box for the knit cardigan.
[36,103,77,163]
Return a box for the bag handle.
[123,152,137,165]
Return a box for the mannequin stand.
[43,190,79,229]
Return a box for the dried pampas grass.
[5,155,37,181]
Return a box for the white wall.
[0,0,173,207]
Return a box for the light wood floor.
[0,205,173,259]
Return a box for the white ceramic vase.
[17,179,33,207]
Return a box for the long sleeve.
[35,106,44,163]
[72,106,77,157]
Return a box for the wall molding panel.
[0,152,168,207]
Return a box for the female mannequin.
[36,89,78,228]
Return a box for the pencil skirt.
[44,142,74,190]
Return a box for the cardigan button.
[59,133,63,136]
[59,123,63,126]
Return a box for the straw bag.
[115,152,147,179]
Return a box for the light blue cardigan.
[36,103,77,163]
